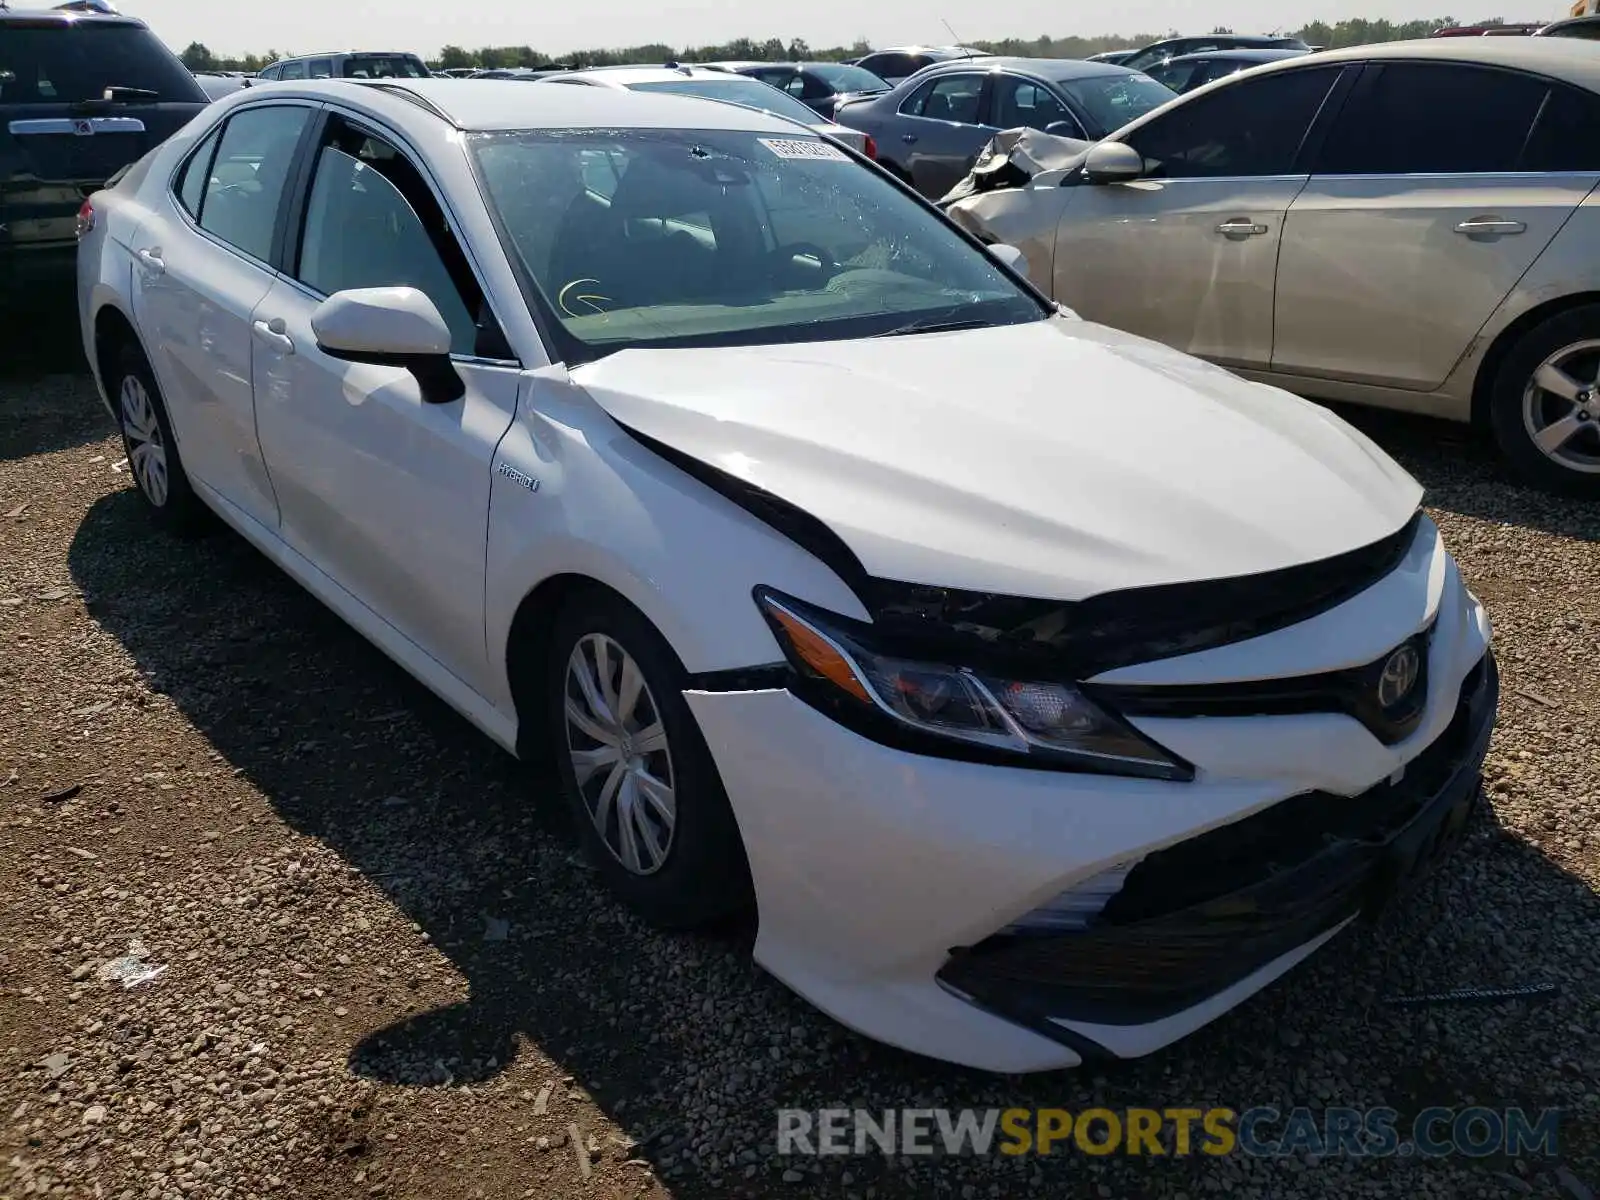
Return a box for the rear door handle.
[251,318,295,355]
[901,133,918,144]
[1216,219,1269,239]
[135,247,164,275]
[1454,218,1526,237]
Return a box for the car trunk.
[1,20,205,252]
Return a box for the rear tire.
[545,588,754,929]
[111,343,210,534]
[1487,305,1600,498]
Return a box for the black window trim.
[276,102,522,367]
[1304,58,1600,179]
[163,100,322,275]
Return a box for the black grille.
[937,653,1496,1037]
[865,511,1424,677]
[1091,622,1435,745]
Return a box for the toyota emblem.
[1377,643,1422,710]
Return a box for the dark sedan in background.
[850,45,989,86]
[1120,33,1310,72]
[729,60,891,118]
[1142,47,1311,94]
[833,58,1176,197]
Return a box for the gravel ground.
[2,310,1598,1200]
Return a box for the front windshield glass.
[627,78,824,125]
[471,128,1045,362]
[1059,73,1176,135]
[808,63,889,92]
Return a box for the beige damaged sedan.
[946,38,1600,497]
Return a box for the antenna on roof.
[940,18,971,56]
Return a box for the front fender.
[483,378,868,716]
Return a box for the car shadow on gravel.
[1331,404,1600,543]
[0,293,106,461]
[66,484,1600,1198]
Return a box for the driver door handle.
[135,247,164,275]
[1455,217,1526,237]
[252,318,295,355]
[1216,219,1269,239]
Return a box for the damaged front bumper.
[938,652,1497,1056]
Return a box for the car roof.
[560,64,777,86]
[916,56,1138,81]
[1142,34,1300,46]
[239,78,817,134]
[1264,35,1600,88]
[1539,14,1600,32]
[1164,48,1310,64]
[0,6,146,26]
[272,50,423,60]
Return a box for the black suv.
[1,5,206,296]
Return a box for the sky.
[125,0,1577,59]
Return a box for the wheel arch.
[91,300,141,411]
[1471,291,1600,427]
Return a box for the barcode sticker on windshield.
[759,137,849,162]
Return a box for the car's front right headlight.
[755,588,1193,781]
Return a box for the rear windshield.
[0,24,204,104]
[627,79,823,126]
[342,55,430,79]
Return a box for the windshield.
[344,55,430,79]
[1058,73,1176,136]
[472,128,1044,362]
[0,25,205,104]
[627,79,824,126]
[808,63,889,92]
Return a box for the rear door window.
[279,60,307,81]
[0,23,204,103]
[900,74,984,123]
[1315,63,1548,175]
[306,59,335,79]
[195,105,312,261]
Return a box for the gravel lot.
[2,307,1597,1200]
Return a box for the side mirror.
[1082,141,1146,184]
[311,287,465,403]
[986,242,1027,273]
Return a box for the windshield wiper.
[873,317,991,338]
[102,86,161,103]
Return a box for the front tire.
[112,343,209,533]
[1488,305,1600,498]
[546,588,754,929]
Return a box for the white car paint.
[542,65,872,155]
[79,78,1494,1073]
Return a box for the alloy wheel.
[563,633,677,876]
[1522,339,1600,475]
[119,373,170,506]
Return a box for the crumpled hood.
[572,318,1422,601]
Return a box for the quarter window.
[1316,64,1548,175]
[295,121,486,356]
[1123,66,1340,178]
[196,105,311,261]
[175,128,220,218]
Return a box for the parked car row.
[77,72,1497,1074]
[944,37,1600,497]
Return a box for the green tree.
[179,42,216,72]
[437,44,474,70]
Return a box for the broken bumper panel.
[938,653,1498,1050]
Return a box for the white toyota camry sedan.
[78,79,1497,1073]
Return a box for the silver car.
[832,58,1176,199]
[541,65,873,157]
[946,38,1600,496]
